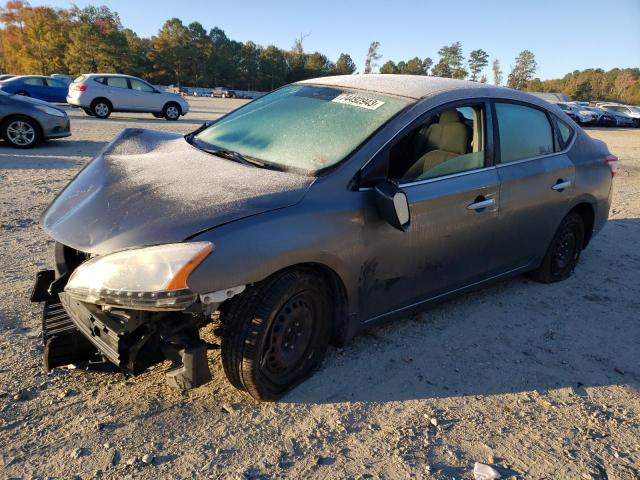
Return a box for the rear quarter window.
[73,75,86,83]
[556,118,574,149]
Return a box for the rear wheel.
[2,115,41,148]
[82,108,94,116]
[152,112,163,118]
[163,102,181,121]
[221,269,332,401]
[91,99,112,119]
[529,212,585,283]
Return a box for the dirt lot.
[0,98,639,480]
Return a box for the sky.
[27,0,640,80]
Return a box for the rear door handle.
[552,180,572,191]
[467,197,495,211]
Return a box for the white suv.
[67,74,190,120]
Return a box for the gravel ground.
[0,98,639,479]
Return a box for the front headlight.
[34,105,67,117]
[65,242,213,311]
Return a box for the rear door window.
[495,102,554,163]
[24,77,46,86]
[106,77,129,89]
[556,118,574,149]
[46,78,67,89]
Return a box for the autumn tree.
[468,49,489,82]
[65,6,129,74]
[507,50,537,90]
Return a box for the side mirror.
[374,180,410,231]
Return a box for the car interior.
[389,105,485,183]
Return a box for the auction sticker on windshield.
[332,93,385,110]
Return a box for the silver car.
[32,75,615,400]
[67,74,190,120]
[0,89,70,148]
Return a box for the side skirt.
[362,264,532,327]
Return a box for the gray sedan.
[0,90,70,148]
[31,75,615,400]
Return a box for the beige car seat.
[403,109,469,180]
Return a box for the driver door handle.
[552,179,572,191]
[467,197,495,211]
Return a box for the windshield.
[194,85,412,173]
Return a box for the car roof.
[297,74,513,100]
[7,75,49,80]
[83,73,138,78]
[297,74,572,121]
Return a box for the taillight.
[72,84,87,92]
[606,154,618,178]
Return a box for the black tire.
[82,107,95,116]
[2,115,41,148]
[91,98,112,119]
[16,90,29,97]
[163,102,181,121]
[529,212,585,283]
[221,269,332,401]
[152,112,164,118]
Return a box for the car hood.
[42,128,315,255]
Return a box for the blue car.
[0,75,68,103]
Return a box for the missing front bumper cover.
[36,288,213,389]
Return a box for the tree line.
[525,68,640,105]
[0,1,357,90]
[0,1,637,103]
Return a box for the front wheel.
[163,102,181,121]
[221,270,332,401]
[82,108,95,116]
[152,112,164,118]
[2,116,41,148]
[529,212,585,283]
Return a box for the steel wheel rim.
[7,121,35,146]
[262,292,317,383]
[95,103,109,117]
[553,226,578,272]
[166,106,179,119]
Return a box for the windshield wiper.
[197,145,267,168]
[184,122,210,143]
[186,135,276,169]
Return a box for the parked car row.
[556,101,639,127]
[0,73,192,148]
[0,73,190,121]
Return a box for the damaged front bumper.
[31,269,213,389]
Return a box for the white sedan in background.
[67,74,190,120]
